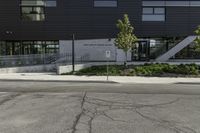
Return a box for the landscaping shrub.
[67,63,200,77]
[76,65,123,76]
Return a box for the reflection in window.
[21,0,45,6]
[0,41,59,56]
[21,0,45,21]
[175,43,200,59]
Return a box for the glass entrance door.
[5,41,21,55]
[5,42,14,55]
[132,41,150,61]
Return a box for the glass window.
[94,0,118,7]
[21,7,32,14]
[45,0,57,7]
[21,7,44,14]
[0,41,6,56]
[21,0,45,21]
[142,7,165,21]
[143,8,153,14]
[175,43,200,59]
[21,0,45,6]
[154,8,165,14]
[142,15,165,21]
[0,41,59,56]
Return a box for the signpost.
[72,34,75,73]
[105,50,111,81]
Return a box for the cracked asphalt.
[0,81,200,133]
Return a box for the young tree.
[194,25,200,52]
[115,14,138,67]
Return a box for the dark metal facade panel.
[0,0,200,40]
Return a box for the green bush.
[68,63,200,76]
[134,63,167,76]
[76,65,123,76]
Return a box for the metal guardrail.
[0,53,90,68]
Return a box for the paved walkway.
[0,73,200,84]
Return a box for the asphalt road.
[0,81,200,133]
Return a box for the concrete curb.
[0,79,117,84]
[0,78,200,84]
[0,73,200,84]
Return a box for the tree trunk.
[124,51,128,68]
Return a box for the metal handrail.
[0,53,90,68]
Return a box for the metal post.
[72,34,75,72]
[107,58,109,81]
[105,50,111,81]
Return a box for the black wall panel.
[0,0,200,40]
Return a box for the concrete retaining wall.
[0,64,56,73]
[59,39,132,62]
[57,64,93,75]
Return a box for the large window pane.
[94,0,118,7]
[21,0,45,21]
[142,15,165,21]
[21,0,45,6]
[22,13,45,21]
[0,41,6,56]
[143,8,153,14]
[142,7,165,21]
[45,0,57,7]
[154,8,165,14]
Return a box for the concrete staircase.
[156,36,196,62]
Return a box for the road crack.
[69,94,196,133]
[135,108,197,133]
[83,96,196,133]
[71,92,87,133]
[0,93,21,106]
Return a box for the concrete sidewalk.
[0,73,200,84]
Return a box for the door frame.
[132,40,150,61]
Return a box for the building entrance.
[132,40,150,61]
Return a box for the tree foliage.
[114,14,138,53]
[194,25,200,52]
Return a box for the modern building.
[0,0,200,65]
